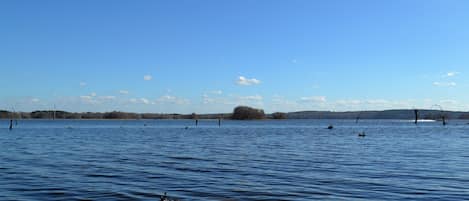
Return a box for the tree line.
[0,106,283,120]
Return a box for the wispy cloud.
[80,95,92,100]
[209,90,223,95]
[80,95,98,104]
[298,96,327,103]
[98,96,116,100]
[202,94,231,105]
[129,98,151,105]
[157,95,190,105]
[236,76,261,86]
[234,95,264,107]
[119,90,129,95]
[90,92,97,97]
[143,75,153,81]
[445,71,459,77]
[433,81,456,87]
[79,82,87,87]
[238,95,263,101]
[270,96,299,112]
[140,98,150,104]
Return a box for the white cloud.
[445,71,459,77]
[128,97,155,105]
[31,98,40,103]
[80,95,92,100]
[238,95,263,101]
[143,75,153,81]
[79,82,87,87]
[99,96,116,100]
[119,90,129,95]
[433,82,456,87]
[299,96,327,103]
[90,92,97,97]
[158,95,175,101]
[236,76,261,86]
[140,98,150,104]
[157,95,190,105]
[80,95,98,104]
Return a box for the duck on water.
[358,131,366,137]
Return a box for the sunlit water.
[1,119,469,200]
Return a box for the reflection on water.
[1,119,469,200]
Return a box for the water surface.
[1,119,468,200]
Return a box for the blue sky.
[1,0,469,113]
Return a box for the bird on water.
[358,132,366,137]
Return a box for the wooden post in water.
[218,116,222,127]
[442,115,446,126]
[9,119,13,130]
[53,104,56,120]
[414,109,419,124]
[192,112,198,127]
[11,107,18,126]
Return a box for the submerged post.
[218,117,221,127]
[9,119,13,130]
[414,109,419,124]
[442,115,446,126]
[195,119,198,126]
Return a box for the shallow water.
[1,119,469,200]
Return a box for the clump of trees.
[103,111,140,119]
[272,112,287,119]
[232,106,265,120]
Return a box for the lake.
[1,119,468,200]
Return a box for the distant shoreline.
[1,109,468,120]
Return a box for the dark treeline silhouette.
[232,106,265,120]
[0,110,233,120]
[1,108,469,120]
[271,112,287,119]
